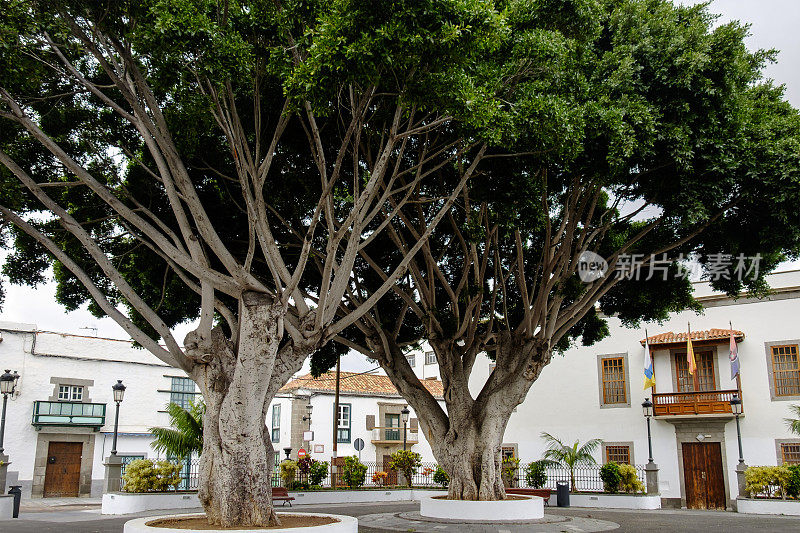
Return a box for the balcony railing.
[652,389,740,417]
[370,426,419,445]
[32,400,106,429]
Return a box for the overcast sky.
[1,1,799,374]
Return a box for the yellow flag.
[687,324,697,375]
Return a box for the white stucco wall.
[0,323,192,497]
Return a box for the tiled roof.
[280,372,444,398]
[640,328,744,346]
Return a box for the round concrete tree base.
[419,495,544,521]
[123,512,357,533]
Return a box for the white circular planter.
[123,512,357,533]
[419,495,544,521]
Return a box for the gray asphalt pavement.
[1,500,799,532]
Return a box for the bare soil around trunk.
[146,514,338,530]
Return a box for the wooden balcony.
[652,389,740,418]
[370,426,419,445]
[32,400,107,430]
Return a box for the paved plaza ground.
[1,499,799,532]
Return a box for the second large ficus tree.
[0,0,517,526]
[327,0,800,500]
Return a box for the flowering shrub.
[618,464,645,493]
[746,466,793,498]
[433,465,449,488]
[372,471,389,485]
[389,450,422,486]
[122,459,181,493]
[422,467,435,477]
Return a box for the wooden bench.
[505,488,552,506]
[272,487,295,507]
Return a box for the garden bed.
[737,498,800,516]
[123,512,357,533]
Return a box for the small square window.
[58,385,71,401]
[406,354,416,368]
[425,351,437,365]
[71,386,83,401]
[605,445,631,465]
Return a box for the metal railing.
[370,427,419,444]
[117,459,645,493]
[32,400,106,429]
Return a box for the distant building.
[271,372,444,469]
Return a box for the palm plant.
[150,401,204,458]
[540,432,602,492]
[787,405,800,435]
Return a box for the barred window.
[781,443,800,465]
[771,345,800,397]
[602,357,627,404]
[605,445,631,465]
[170,377,198,408]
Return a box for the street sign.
[298,448,308,459]
[354,438,364,451]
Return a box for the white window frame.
[406,354,416,367]
[57,384,83,401]
[425,351,437,365]
[337,403,351,443]
[271,404,281,443]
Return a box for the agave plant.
[540,432,602,492]
[150,401,204,458]
[787,404,800,436]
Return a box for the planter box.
[123,512,357,533]
[288,489,445,506]
[737,498,800,516]
[102,492,200,515]
[0,495,13,519]
[420,495,544,521]
[567,493,661,509]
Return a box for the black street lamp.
[401,405,410,451]
[0,370,20,454]
[110,380,126,456]
[302,401,313,424]
[730,394,744,464]
[642,398,654,464]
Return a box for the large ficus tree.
[0,0,516,526]
[322,0,800,501]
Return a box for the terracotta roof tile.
[640,328,744,346]
[280,372,443,398]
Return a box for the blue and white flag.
[643,329,655,390]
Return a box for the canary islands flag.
[643,330,656,390]
[687,323,697,375]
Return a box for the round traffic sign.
[298,448,308,458]
[353,438,364,451]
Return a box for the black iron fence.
[119,458,645,493]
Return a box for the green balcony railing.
[32,400,106,429]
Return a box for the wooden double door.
[43,442,82,497]
[682,442,725,510]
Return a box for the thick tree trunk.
[392,336,547,501]
[186,292,287,527]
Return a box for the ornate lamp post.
[401,405,410,451]
[110,380,126,456]
[730,394,748,500]
[0,370,20,493]
[730,395,744,464]
[0,370,20,455]
[641,398,659,495]
[642,398,654,463]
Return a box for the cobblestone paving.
[358,511,619,532]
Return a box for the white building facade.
[449,270,800,510]
[0,322,199,497]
